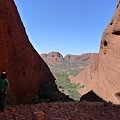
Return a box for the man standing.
[0,72,9,112]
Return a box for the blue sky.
[14,0,117,56]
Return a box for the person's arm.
[6,85,9,92]
[5,79,9,92]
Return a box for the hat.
[2,72,6,74]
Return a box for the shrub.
[25,92,40,104]
[6,91,18,106]
[39,81,74,102]
[115,92,120,100]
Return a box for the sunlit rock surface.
[71,3,120,104]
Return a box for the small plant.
[25,92,40,104]
[103,101,113,106]
[6,91,18,106]
[115,92,120,100]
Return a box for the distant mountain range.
[41,51,98,63]
[40,51,98,76]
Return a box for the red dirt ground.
[0,102,120,120]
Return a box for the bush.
[25,92,41,104]
[115,92,120,100]
[39,81,74,102]
[6,91,18,106]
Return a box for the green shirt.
[0,78,9,94]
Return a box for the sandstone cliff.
[71,3,120,104]
[0,0,55,102]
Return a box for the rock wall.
[0,0,55,102]
[71,2,120,104]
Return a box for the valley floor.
[0,102,120,120]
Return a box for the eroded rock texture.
[71,3,120,104]
[0,0,55,102]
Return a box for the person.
[0,72,9,112]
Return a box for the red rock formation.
[0,0,55,102]
[64,53,97,62]
[64,54,80,61]
[41,52,64,62]
[71,3,120,104]
[78,53,98,63]
[41,52,97,63]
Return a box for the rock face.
[41,52,64,62]
[0,1,55,102]
[71,3,120,104]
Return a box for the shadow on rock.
[80,90,106,103]
[38,81,74,102]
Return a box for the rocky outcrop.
[71,3,120,104]
[41,52,64,62]
[64,53,97,62]
[0,0,55,102]
[64,54,80,61]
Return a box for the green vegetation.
[43,57,92,101]
[55,72,81,101]
[46,59,88,101]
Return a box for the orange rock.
[71,3,120,104]
[35,116,45,120]
[33,111,45,116]
[0,1,55,103]
[10,108,16,113]
[33,111,45,120]
[50,107,56,111]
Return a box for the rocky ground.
[0,102,120,120]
